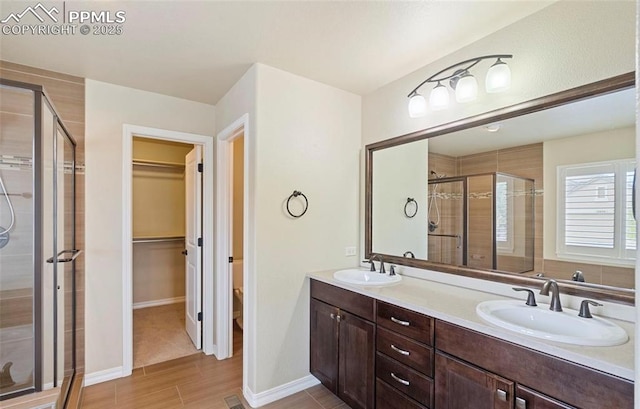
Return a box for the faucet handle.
[512,287,537,306]
[578,300,603,318]
[362,259,375,272]
[389,265,396,276]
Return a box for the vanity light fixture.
[407,54,513,118]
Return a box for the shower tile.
[0,86,33,116]
[0,113,34,158]
[0,254,33,291]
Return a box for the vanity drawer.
[377,301,434,345]
[377,352,434,408]
[310,279,374,321]
[377,326,433,376]
[376,378,429,409]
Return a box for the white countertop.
[307,269,635,381]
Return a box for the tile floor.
[133,303,200,368]
[82,321,349,409]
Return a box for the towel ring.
[286,190,308,218]
[404,197,418,218]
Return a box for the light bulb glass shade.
[429,83,449,111]
[485,60,511,93]
[408,93,427,118]
[455,73,478,103]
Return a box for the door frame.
[215,114,252,389]
[121,124,215,376]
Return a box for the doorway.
[230,133,244,355]
[122,125,215,377]
[130,137,198,368]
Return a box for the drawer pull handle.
[391,372,410,386]
[390,344,410,356]
[515,397,527,409]
[390,316,410,326]
[497,389,507,402]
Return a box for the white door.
[185,146,203,349]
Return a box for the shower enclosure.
[427,172,534,273]
[0,79,78,404]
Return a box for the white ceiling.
[0,1,555,105]
[428,87,636,157]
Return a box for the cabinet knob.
[336,315,341,322]
[390,316,410,326]
[496,389,508,402]
[515,397,527,409]
[390,372,410,386]
[330,313,335,320]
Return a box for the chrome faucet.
[540,279,562,312]
[403,251,415,258]
[369,254,386,274]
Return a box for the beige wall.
[215,63,361,395]
[232,136,244,261]
[84,80,215,376]
[132,138,193,305]
[372,140,428,259]
[253,64,361,393]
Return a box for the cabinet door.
[338,311,375,409]
[435,352,514,409]
[516,385,577,409]
[310,298,339,393]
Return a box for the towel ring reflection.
[286,190,308,218]
[404,197,418,218]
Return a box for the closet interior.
[131,137,197,368]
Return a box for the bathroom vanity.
[308,272,634,409]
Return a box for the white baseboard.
[84,366,124,386]
[244,375,320,408]
[133,296,185,310]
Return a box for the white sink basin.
[476,300,628,347]
[333,268,402,286]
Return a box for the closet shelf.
[132,159,185,169]
[133,235,185,244]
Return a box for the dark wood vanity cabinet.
[310,280,375,409]
[435,320,633,409]
[375,301,434,409]
[515,385,577,409]
[310,281,633,409]
[435,352,514,409]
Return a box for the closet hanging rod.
[132,236,185,244]
[132,159,185,169]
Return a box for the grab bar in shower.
[46,249,82,263]
[428,233,462,249]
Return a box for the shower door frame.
[427,176,468,266]
[0,78,77,403]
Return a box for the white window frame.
[556,158,636,266]
[495,178,514,254]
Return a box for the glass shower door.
[0,84,36,398]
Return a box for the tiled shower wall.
[0,61,86,373]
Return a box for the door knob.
[182,249,188,256]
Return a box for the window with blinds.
[557,159,636,263]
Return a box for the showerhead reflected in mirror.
[366,73,635,302]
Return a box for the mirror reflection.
[371,85,635,290]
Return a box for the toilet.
[232,260,243,330]
[233,287,243,329]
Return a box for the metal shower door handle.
[46,249,82,263]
